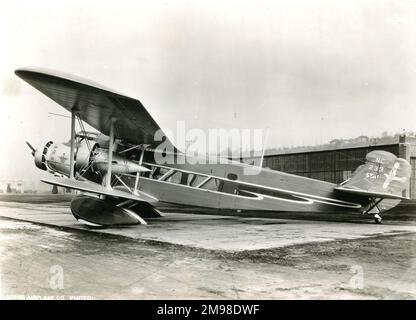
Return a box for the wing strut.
[69,108,76,179]
[105,117,116,189]
[363,197,383,224]
[363,198,383,215]
[134,144,150,195]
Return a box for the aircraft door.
[219,173,239,209]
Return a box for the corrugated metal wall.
[410,157,416,199]
[262,144,400,184]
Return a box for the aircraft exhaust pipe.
[93,154,150,174]
[75,141,150,175]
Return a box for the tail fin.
[336,150,411,200]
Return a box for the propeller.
[26,141,36,156]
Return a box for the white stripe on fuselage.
[139,162,360,207]
[137,176,362,209]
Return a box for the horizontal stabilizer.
[41,177,158,203]
[336,151,411,200]
[335,187,407,200]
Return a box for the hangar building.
[245,135,416,199]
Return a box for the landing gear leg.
[363,197,383,224]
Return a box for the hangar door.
[410,158,416,199]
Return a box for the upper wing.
[15,67,174,150]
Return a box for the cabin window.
[227,173,238,181]
[151,166,170,180]
[187,174,207,187]
[165,171,183,184]
[200,178,221,191]
[180,172,189,185]
[221,181,238,194]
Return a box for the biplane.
[16,68,411,226]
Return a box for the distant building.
[0,180,24,193]
[243,135,416,199]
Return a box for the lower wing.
[42,176,158,203]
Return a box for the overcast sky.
[1,0,415,185]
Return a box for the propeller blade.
[26,141,35,156]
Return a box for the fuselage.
[119,150,370,214]
[32,139,371,215]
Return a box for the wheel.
[374,214,382,224]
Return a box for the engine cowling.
[34,140,72,175]
[34,140,54,171]
[74,140,100,173]
[32,140,149,177]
